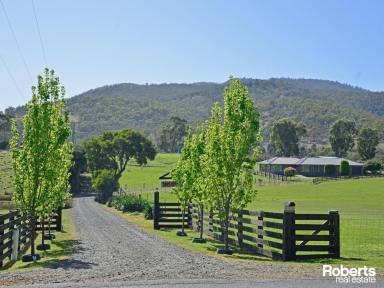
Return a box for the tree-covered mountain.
[5,78,384,146]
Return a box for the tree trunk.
[181,205,185,233]
[41,216,45,245]
[30,215,36,255]
[199,204,204,239]
[224,205,230,250]
[48,214,51,236]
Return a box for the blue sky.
[0,0,383,111]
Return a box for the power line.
[31,0,47,67]
[0,54,25,102]
[0,0,34,84]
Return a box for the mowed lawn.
[0,150,14,195]
[120,155,384,268]
[119,153,179,189]
[153,178,384,266]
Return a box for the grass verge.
[1,208,79,272]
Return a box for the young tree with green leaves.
[172,132,194,236]
[203,78,260,253]
[188,125,208,242]
[85,129,156,203]
[268,118,306,157]
[357,127,379,160]
[329,119,357,157]
[10,68,72,259]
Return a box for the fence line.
[0,209,62,268]
[153,192,340,261]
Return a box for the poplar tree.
[188,125,207,242]
[10,69,72,259]
[172,132,194,236]
[203,78,260,253]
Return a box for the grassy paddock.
[133,177,384,269]
[1,208,79,272]
[0,150,13,195]
[102,205,383,277]
[119,153,179,189]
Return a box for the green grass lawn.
[0,150,14,195]
[1,208,79,272]
[119,153,179,190]
[134,177,384,269]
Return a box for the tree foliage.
[173,124,207,237]
[6,78,384,148]
[339,160,350,176]
[269,118,306,156]
[0,112,12,149]
[158,117,188,153]
[84,129,156,202]
[284,167,296,177]
[10,68,72,256]
[329,119,357,157]
[201,78,260,251]
[357,128,379,160]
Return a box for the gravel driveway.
[1,195,328,287]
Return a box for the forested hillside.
[5,78,384,145]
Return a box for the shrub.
[339,160,350,176]
[92,169,118,203]
[324,164,336,176]
[284,167,296,177]
[144,203,153,219]
[363,160,382,174]
[108,194,151,214]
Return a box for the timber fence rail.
[0,211,32,268]
[0,208,62,268]
[153,192,340,261]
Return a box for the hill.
[5,78,384,145]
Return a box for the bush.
[92,169,118,203]
[144,203,153,220]
[284,167,296,177]
[324,164,336,176]
[339,160,350,176]
[363,160,382,174]
[108,194,151,214]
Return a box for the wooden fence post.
[282,201,296,261]
[258,212,263,249]
[56,208,62,231]
[153,191,160,230]
[329,210,340,258]
[0,217,4,268]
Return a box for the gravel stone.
[0,196,323,287]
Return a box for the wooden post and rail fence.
[153,191,340,261]
[0,209,62,268]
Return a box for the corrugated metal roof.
[298,157,363,166]
[258,156,363,166]
[258,157,300,165]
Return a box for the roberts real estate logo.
[323,265,376,284]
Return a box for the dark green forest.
[4,78,384,146]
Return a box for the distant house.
[259,157,363,177]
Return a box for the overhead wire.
[31,0,47,67]
[0,54,25,101]
[0,0,34,84]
